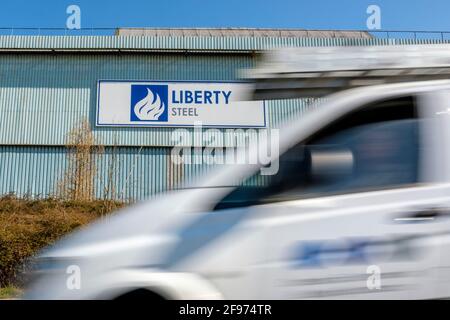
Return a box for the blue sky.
[0,0,449,31]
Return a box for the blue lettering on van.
[290,235,422,268]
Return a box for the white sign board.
[96,80,266,128]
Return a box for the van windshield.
[214,118,420,211]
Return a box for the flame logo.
[134,88,165,121]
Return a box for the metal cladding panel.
[0,144,261,201]
[0,146,171,200]
[0,48,439,147]
[0,36,448,51]
[0,146,66,198]
[0,37,449,147]
[1,36,450,199]
[93,146,170,201]
[0,53,254,147]
[0,36,381,50]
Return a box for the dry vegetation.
[0,119,130,292]
[57,119,104,201]
[0,194,124,288]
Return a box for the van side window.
[214,96,420,211]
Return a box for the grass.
[0,195,124,288]
[0,286,23,299]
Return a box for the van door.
[264,185,449,299]
[420,89,450,299]
[255,92,450,299]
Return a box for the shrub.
[0,195,123,287]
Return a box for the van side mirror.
[307,145,354,182]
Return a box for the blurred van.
[24,45,450,299]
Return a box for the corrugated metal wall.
[0,53,255,146]
[0,145,172,200]
[0,36,448,200]
[0,35,448,51]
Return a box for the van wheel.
[114,288,166,301]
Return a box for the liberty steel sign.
[96,80,266,128]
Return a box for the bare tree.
[57,119,103,201]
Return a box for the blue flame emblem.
[130,85,168,122]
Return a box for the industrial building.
[0,28,445,201]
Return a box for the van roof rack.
[245,45,450,100]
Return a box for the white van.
[24,45,450,300]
